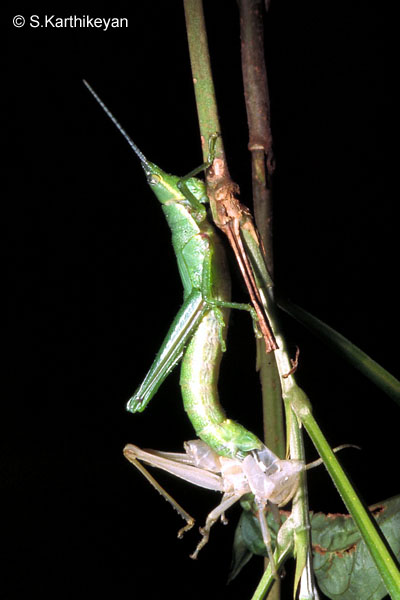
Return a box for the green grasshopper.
[84,80,304,574]
[84,80,263,458]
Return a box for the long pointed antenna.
[83,80,149,166]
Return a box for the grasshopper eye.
[147,173,161,186]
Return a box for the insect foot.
[177,521,195,539]
[190,526,210,560]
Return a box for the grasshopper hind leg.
[123,444,196,538]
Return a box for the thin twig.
[238,0,284,456]
[239,0,275,275]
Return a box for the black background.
[6,2,397,599]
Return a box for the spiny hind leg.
[123,445,196,538]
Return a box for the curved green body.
[180,308,263,459]
[84,80,262,459]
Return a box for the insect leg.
[127,289,205,413]
[190,491,245,560]
[256,499,279,580]
[124,444,223,492]
[123,445,196,537]
[176,133,220,215]
[305,444,360,470]
[206,298,262,344]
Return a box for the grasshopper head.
[140,160,182,205]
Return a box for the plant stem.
[238,5,284,595]
[238,0,284,462]
[250,543,293,600]
[238,0,275,275]
[241,224,321,598]
[183,0,224,164]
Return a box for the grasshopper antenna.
[83,80,150,167]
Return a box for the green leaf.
[312,496,400,600]
[231,497,400,598]
[228,511,256,583]
[229,508,290,581]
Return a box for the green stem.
[257,339,285,459]
[183,0,224,164]
[286,402,315,598]
[239,226,316,596]
[250,543,293,600]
